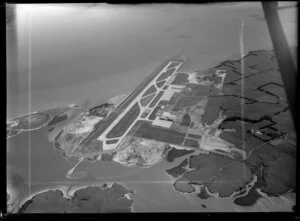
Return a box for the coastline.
[17,182,134,213]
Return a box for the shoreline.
[7,104,77,123]
[17,182,134,213]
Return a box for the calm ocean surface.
[7,3,296,212]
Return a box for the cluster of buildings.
[152,111,178,128]
[250,128,284,141]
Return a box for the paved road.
[80,54,184,149]
[100,60,183,150]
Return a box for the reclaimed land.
[148,107,160,120]
[80,55,184,147]
[171,73,189,85]
[106,139,119,145]
[132,120,186,145]
[156,68,176,82]
[167,61,181,69]
[140,93,156,107]
[72,139,103,158]
[148,100,168,120]
[156,80,165,88]
[142,85,157,97]
[149,91,165,108]
[106,102,140,139]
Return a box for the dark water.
[6,127,198,211]
[7,124,295,212]
[7,3,289,119]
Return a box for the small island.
[18,183,134,213]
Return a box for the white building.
[152,117,172,128]
[161,111,177,121]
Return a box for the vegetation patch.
[166,148,194,162]
[156,81,166,88]
[156,68,176,82]
[173,96,204,111]
[149,91,165,108]
[165,159,189,178]
[181,114,191,126]
[133,121,186,145]
[187,134,201,140]
[171,73,189,85]
[106,139,119,145]
[140,93,156,107]
[183,139,199,148]
[163,85,169,90]
[142,85,157,97]
[19,183,133,213]
[47,114,68,127]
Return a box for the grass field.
[183,138,199,148]
[173,96,203,111]
[166,148,194,162]
[181,113,191,126]
[148,106,160,120]
[140,93,156,107]
[149,91,165,108]
[133,120,186,145]
[187,133,202,140]
[156,80,166,88]
[156,68,176,82]
[171,73,189,85]
[106,139,119,144]
[142,85,157,97]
